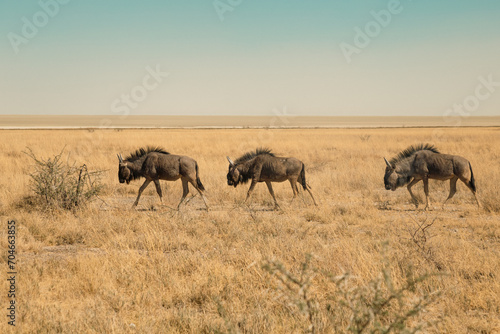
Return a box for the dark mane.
[235,147,275,164]
[390,144,439,165]
[125,146,169,162]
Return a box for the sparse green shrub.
[262,254,318,333]
[328,265,440,333]
[24,148,104,211]
[263,250,441,333]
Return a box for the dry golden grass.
[1,127,499,333]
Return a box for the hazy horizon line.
[2,115,499,130]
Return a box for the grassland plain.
[0,127,499,333]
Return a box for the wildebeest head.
[117,154,131,184]
[384,157,409,191]
[226,156,242,187]
[384,157,397,191]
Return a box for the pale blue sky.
[1,0,499,116]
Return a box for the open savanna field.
[1,127,499,333]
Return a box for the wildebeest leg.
[288,179,298,203]
[423,177,431,210]
[177,178,190,210]
[442,177,458,207]
[153,180,163,204]
[406,178,421,208]
[298,173,317,206]
[265,181,280,209]
[459,177,482,208]
[245,180,258,203]
[305,187,318,206]
[133,179,152,207]
[188,179,209,210]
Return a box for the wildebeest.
[117,147,208,210]
[383,144,481,209]
[226,148,317,208]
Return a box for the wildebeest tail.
[195,162,205,191]
[300,163,309,190]
[469,162,476,192]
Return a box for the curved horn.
[384,157,392,168]
[118,154,124,163]
[226,156,234,166]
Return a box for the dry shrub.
[263,251,441,334]
[23,148,104,211]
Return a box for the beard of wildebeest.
[117,153,134,184]
[384,165,411,191]
[227,165,240,187]
[227,163,249,187]
[118,163,131,184]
